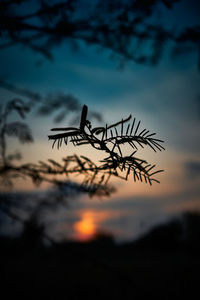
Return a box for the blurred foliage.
[0,79,102,124]
[0,0,199,68]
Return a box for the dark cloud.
[185,161,200,180]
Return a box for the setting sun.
[74,211,97,241]
[73,210,113,242]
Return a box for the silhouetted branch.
[49,105,165,186]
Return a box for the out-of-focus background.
[0,1,200,298]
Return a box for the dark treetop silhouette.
[0,0,200,68]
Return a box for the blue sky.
[0,0,200,242]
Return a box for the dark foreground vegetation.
[1,212,200,299]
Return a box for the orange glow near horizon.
[74,212,96,241]
[76,219,95,235]
[73,210,112,242]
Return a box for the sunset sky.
[0,0,200,242]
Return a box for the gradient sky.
[0,0,200,242]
